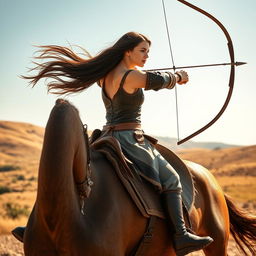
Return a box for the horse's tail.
[225,195,256,255]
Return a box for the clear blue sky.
[0,0,255,146]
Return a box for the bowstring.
[161,0,180,142]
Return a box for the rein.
[76,124,94,215]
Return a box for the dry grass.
[0,191,37,233]
[0,121,41,234]
[177,146,256,215]
[0,216,28,234]
[177,146,256,172]
[217,176,256,202]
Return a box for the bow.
[150,0,246,145]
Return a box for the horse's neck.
[35,102,86,219]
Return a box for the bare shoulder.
[127,70,147,89]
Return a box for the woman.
[15,32,213,255]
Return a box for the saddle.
[90,129,195,220]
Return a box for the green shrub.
[28,176,37,181]
[12,174,26,183]
[4,202,30,219]
[0,186,12,194]
[16,175,25,181]
[0,165,20,172]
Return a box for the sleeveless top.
[102,70,144,125]
[101,70,181,193]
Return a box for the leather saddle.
[90,129,195,220]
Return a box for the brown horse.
[23,99,256,256]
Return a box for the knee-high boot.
[162,191,213,256]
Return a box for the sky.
[0,0,255,146]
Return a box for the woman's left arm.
[144,70,188,91]
[126,70,188,91]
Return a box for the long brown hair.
[23,32,151,95]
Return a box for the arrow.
[145,61,246,72]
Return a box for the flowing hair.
[23,32,151,95]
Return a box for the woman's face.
[127,41,150,67]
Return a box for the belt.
[102,122,142,131]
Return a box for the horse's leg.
[24,100,88,256]
[186,161,229,256]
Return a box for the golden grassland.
[0,121,255,235]
[0,121,42,234]
[176,147,256,204]
[217,176,256,202]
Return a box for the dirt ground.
[0,234,246,256]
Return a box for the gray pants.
[156,152,182,192]
[112,130,182,193]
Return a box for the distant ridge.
[153,135,240,151]
[0,121,242,152]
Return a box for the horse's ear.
[97,80,102,87]
[89,129,102,144]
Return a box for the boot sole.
[176,239,213,256]
[11,229,24,243]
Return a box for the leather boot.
[162,192,213,256]
[11,226,25,243]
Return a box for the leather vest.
[102,70,144,125]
